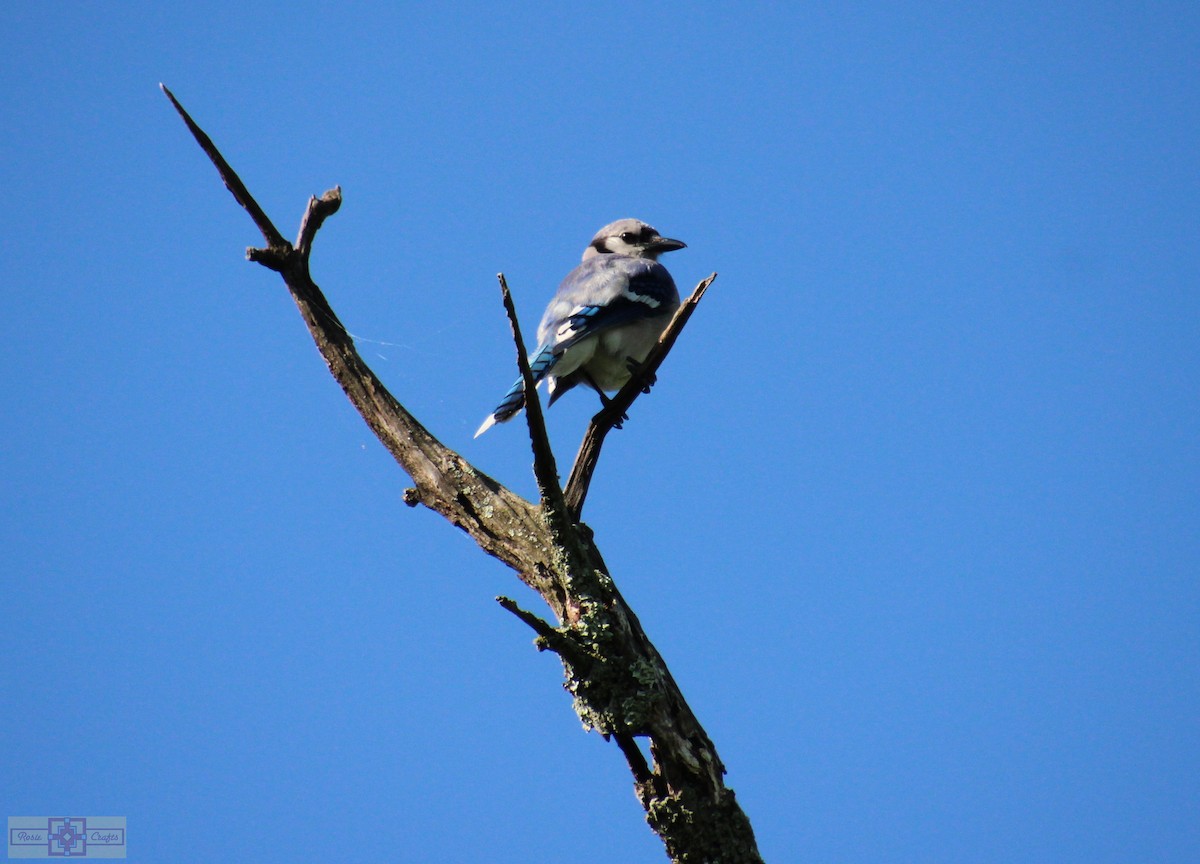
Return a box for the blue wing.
[475,257,678,437]
[538,260,678,346]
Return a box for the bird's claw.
[625,356,657,392]
[593,389,630,428]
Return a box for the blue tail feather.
[474,344,560,437]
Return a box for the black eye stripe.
[594,225,660,252]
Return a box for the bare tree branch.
[564,273,717,519]
[160,83,288,251]
[162,86,560,607]
[495,595,586,661]
[495,273,567,514]
[162,85,763,864]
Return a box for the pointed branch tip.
[160,83,288,250]
[496,274,565,509]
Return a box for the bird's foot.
[594,390,630,428]
[625,356,657,393]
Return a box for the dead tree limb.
[162,84,763,864]
[496,273,568,516]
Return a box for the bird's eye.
[619,232,637,242]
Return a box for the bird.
[475,218,686,437]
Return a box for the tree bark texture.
[163,84,763,864]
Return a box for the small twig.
[496,273,566,512]
[495,596,584,661]
[296,188,343,260]
[564,273,716,519]
[159,83,288,250]
[615,732,655,786]
[245,246,286,272]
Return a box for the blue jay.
[475,218,685,437]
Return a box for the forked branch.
[162,84,763,864]
[160,84,558,601]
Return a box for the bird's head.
[582,218,686,261]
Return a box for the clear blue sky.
[3,3,1197,862]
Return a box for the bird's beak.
[651,236,686,254]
